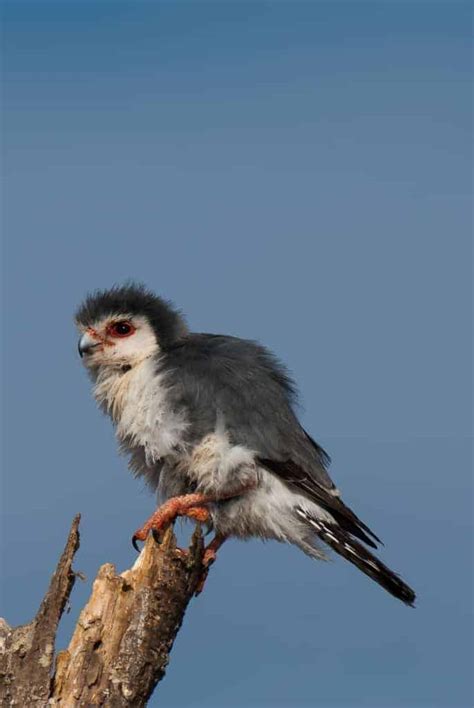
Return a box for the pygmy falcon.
[76,283,415,605]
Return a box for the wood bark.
[0,515,205,707]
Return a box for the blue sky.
[1,2,472,706]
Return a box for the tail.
[296,507,416,606]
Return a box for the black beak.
[78,333,100,358]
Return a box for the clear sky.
[1,2,472,706]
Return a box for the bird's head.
[75,283,188,372]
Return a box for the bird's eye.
[108,321,135,337]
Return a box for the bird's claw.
[132,527,165,551]
[131,534,143,552]
[151,528,163,544]
[202,548,217,567]
[194,548,218,596]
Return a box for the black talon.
[151,529,162,544]
[132,535,141,552]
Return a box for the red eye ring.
[107,321,135,338]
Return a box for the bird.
[76,283,415,605]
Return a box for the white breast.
[94,357,189,466]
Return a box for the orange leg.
[203,533,227,566]
[182,506,211,523]
[132,493,213,550]
[195,534,228,596]
[132,482,256,552]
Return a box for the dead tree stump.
[0,515,205,706]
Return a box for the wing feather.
[257,456,381,548]
[165,334,379,547]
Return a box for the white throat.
[93,354,155,422]
[94,356,189,465]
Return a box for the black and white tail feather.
[296,507,416,606]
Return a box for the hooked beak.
[78,332,101,358]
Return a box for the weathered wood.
[0,514,81,706]
[50,526,204,706]
[0,517,205,707]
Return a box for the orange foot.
[132,493,212,551]
[132,483,255,551]
[194,534,228,596]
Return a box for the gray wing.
[164,333,333,483]
[164,334,380,548]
